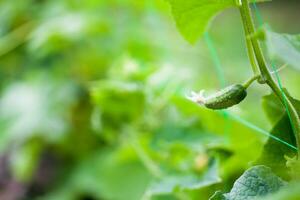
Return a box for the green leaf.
[214,165,286,200]
[166,0,234,44]
[166,0,269,44]
[262,90,300,124]
[261,92,285,124]
[145,159,221,197]
[265,31,300,70]
[256,182,300,200]
[258,91,300,179]
[256,115,296,179]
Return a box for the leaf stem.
[239,0,300,157]
[243,75,259,89]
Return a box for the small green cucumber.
[204,84,247,110]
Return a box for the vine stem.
[238,6,260,77]
[243,75,259,89]
[239,0,300,157]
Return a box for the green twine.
[204,32,226,88]
[203,31,231,139]
[227,112,297,151]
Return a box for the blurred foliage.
[0,0,299,200]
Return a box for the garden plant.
[0,0,299,199]
[166,0,300,199]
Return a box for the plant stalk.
[243,75,259,89]
[238,7,260,77]
[239,0,300,157]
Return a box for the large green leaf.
[166,0,234,44]
[257,91,300,179]
[265,31,300,70]
[210,165,286,200]
[261,90,300,123]
[256,115,296,179]
[166,0,269,44]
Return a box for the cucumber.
[204,84,247,110]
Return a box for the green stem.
[243,75,259,89]
[238,6,260,77]
[240,0,300,157]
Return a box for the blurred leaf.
[108,56,157,82]
[212,165,287,200]
[0,22,33,57]
[28,13,88,56]
[41,147,153,200]
[172,96,264,179]
[265,30,300,70]
[166,0,268,44]
[0,75,76,150]
[150,111,224,151]
[90,80,145,126]
[11,138,44,182]
[149,110,224,173]
[145,159,221,198]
